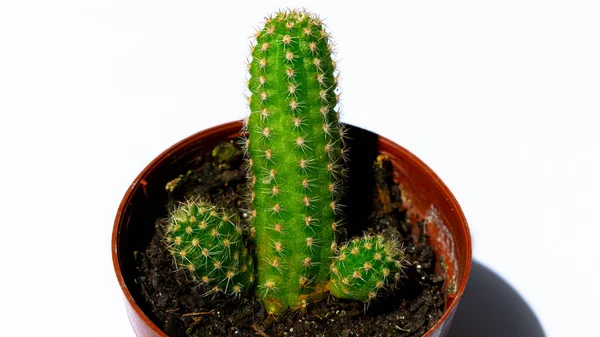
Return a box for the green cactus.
[330,235,406,302]
[244,9,345,314]
[162,9,407,315]
[164,199,254,296]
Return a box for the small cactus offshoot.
[164,199,254,296]
[330,235,406,302]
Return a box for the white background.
[1,1,598,336]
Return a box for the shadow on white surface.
[447,261,545,337]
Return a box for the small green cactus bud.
[164,199,254,296]
[330,235,406,302]
[245,9,345,315]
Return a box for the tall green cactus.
[245,9,344,315]
[163,9,407,316]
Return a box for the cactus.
[330,235,406,302]
[162,9,407,316]
[164,199,254,296]
[244,9,345,314]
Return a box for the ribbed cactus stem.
[245,9,344,314]
[330,235,405,302]
[164,199,254,296]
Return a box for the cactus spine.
[330,235,405,302]
[245,10,343,314]
[164,200,254,296]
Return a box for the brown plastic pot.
[112,121,472,337]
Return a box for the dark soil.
[133,141,445,337]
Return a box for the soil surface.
[133,141,445,337]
